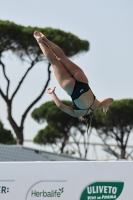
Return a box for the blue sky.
[0,0,133,156]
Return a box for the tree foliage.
[92,99,133,159]
[32,99,133,160]
[0,20,89,58]
[32,101,91,158]
[0,20,89,145]
[0,121,16,144]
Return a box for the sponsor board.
[0,161,133,199]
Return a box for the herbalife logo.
[0,186,9,194]
[80,89,84,93]
[31,187,64,198]
[80,182,124,200]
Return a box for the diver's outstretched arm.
[46,88,77,117]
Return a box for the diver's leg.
[34,31,88,83]
[34,33,75,95]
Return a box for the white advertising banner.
[0,161,132,200]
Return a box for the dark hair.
[79,112,94,133]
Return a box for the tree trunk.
[60,134,68,153]
[8,120,24,145]
[16,129,24,145]
[121,147,126,159]
[7,102,24,145]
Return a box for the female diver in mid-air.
[33,31,114,128]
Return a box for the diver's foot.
[33,30,46,43]
[33,30,60,61]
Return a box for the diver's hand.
[46,87,56,94]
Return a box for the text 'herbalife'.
[80,182,124,200]
[31,188,64,198]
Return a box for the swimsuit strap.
[84,108,90,116]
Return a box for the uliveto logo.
[0,186,9,194]
[31,187,64,198]
[80,182,124,200]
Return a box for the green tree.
[0,121,16,144]
[32,101,91,158]
[92,99,133,160]
[0,20,89,145]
